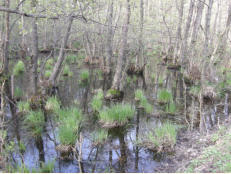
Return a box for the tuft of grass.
[45,96,60,112]
[13,60,25,76]
[39,161,55,173]
[63,65,73,77]
[23,110,45,137]
[165,102,177,114]
[157,89,173,103]
[92,129,108,145]
[66,54,78,64]
[17,101,30,113]
[91,89,104,112]
[44,70,52,79]
[135,89,153,114]
[189,85,201,96]
[142,121,178,152]
[80,69,89,81]
[58,107,82,146]
[14,87,23,99]
[99,103,135,126]
[45,59,54,70]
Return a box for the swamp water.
[6,64,220,173]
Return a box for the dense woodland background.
[0,0,231,172]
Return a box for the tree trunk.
[174,0,184,61]
[188,0,205,59]
[136,0,144,68]
[111,0,131,90]
[49,16,73,85]
[105,0,114,73]
[179,0,195,66]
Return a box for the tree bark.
[111,0,131,90]
[179,0,195,66]
[105,0,114,72]
[49,16,73,85]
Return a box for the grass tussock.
[135,89,153,114]
[17,101,30,113]
[13,60,25,76]
[45,96,60,112]
[91,89,104,112]
[99,103,135,128]
[140,121,178,153]
[92,129,108,146]
[23,110,45,137]
[80,69,89,82]
[14,87,23,99]
[63,65,73,77]
[58,107,82,146]
[157,89,173,103]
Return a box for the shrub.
[135,89,153,114]
[58,107,82,146]
[99,103,135,126]
[157,89,172,103]
[13,60,25,76]
[24,110,45,137]
[143,121,178,152]
[45,96,60,112]
[91,89,104,112]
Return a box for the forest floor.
[156,117,231,173]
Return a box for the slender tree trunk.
[111,0,131,90]
[136,0,144,68]
[49,16,73,85]
[188,0,205,59]
[105,0,113,73]
[174,0,184,61]
[179,0,195,66]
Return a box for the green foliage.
[45,96,60,112]
[14,87,23,99]
[63,65,73,77]
[58,107,82,146]
[24,110,45,137]
[72,41,81,49]
[158,76,164,86]
[13,60,25,76]
[66,54,78,64]
[17,101,30,113]
[39,161,55,173]
[44,70,52,79]
[145,121,178,152]
[18,140,26,153]
[91,89,104,112]
[80,69,89,81]
[135,89,153,114]
[45,59,54,70]
[99,103,135,125]
[189,85,201,96]
[165,102,176,114]
[107,89,120,96]
[157,89,172,103]
[8,164,30,173]
[92,129,108,145]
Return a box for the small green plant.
[39,161,55,173]
[14,87,23,99]
[92,129,108,145]
[135,89,153,114]
[63,65,73,77]
[99,103,135,126]
[189,85,201,96]
[143,121,178,152]
[157,89,172,103]
[18,140,26,153]
[8,164,30,173]
[13,60,25,76]
[44,70,52,79]
[17,101,30,113]
[80,69,89,82]
[45,59,54,70]
[45,96,60,112]
[91,89,104,112]
[58,107,82,146]
[165,102,176,114]
[24,110,45,137]
[66,54,78,64]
